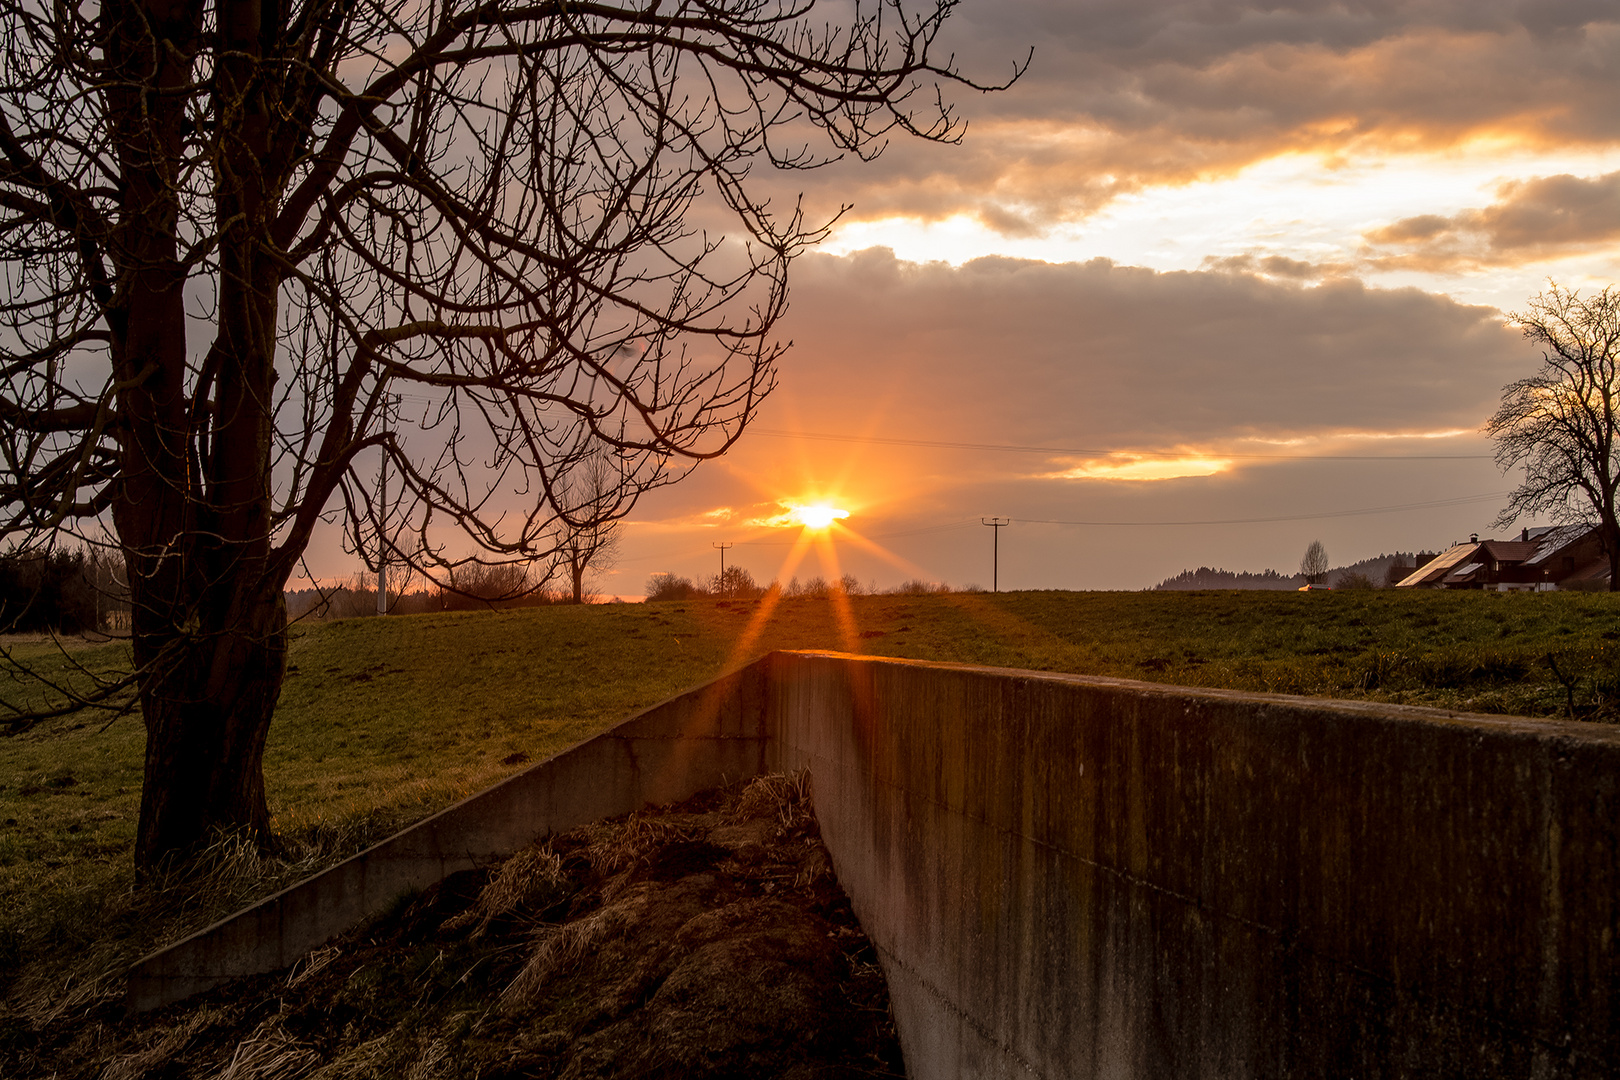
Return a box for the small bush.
[646,573,705,602]
[887,578,951,596]
[786,576,830,599]
[709,566,764,600]
[439,562,537,611]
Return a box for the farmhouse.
[1395,525,1610,590]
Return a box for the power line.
[616,490,1506,568]
[1014,490,1508,528]
[749,427,1494,461]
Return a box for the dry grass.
[734,770,812,830]
[305,1033,394,1080]
[496,770,816,1017]
[212,1017,322,1080]
[9,773,902,1079]
[96,1008,223,1080]
[7,829,362,1031]
[440,844,567,939]
[498,898,644,1014]
[582,813,702,876]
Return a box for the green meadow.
[3,587,1619,1017]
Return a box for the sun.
[791,503,849,529]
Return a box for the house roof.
[1396,526,1607,587]
[1474,540,1538,562]
[1523,524,1595,565]
[1395,543,1478,587]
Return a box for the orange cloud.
[1046,455,1233,482]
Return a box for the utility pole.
[377,394,401,615]
[712,541,734,597]
[981,518,1009,593]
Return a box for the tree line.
[0,547,129,634]
[1153,552,1428,592]
[288,562,590,620]
[646,568,969,601]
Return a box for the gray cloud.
[1201,253,1352,280]
[770,1,1620,232]
[1362,170,1620,268]
[773,248,1522,450]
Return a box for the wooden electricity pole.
[981,518,1009,592]
[713,542,735,596]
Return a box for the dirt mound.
[10,773,905,1078]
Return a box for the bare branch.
[1487,282,1620,590]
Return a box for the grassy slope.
[3,589,1619,1012]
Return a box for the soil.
[4,773,905,1079]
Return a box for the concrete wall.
[766,652,1620,1080]
[127,664,769,1011]
[132,650,1620,1080]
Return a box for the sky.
[578,0,1620,597]
[306,2,1620,597]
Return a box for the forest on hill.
[1153,552,1432,591]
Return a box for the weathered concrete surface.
[765,652,1620,1080]
[127,663,769,1011]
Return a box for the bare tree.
[0,0,1007,870]
[441,561,542,610]
[1300,540,1329,584]
[554,450,623,603]
[710,564,759,598]
[1488,284,1620,591]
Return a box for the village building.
[1395,526,1611,591]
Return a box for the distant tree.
[1153,567,1299,591]
[1488,284,1620,590]
[888,578,952,596]
[85,546,131,631]
[711,566,761,599]
[0,549,98,634]
[788,575,831,599]
[645,574,704,603]
[0,0,1001,870]
[1300,541,1330,584]
[554,452,625,604]
[1337,571,1376,590]
[441,562,542,611]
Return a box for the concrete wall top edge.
[769,649,1620,746]
[130,655,776,989]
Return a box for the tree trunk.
[134,587,287,869]
[1608,525,1620,592]
[104,0,293,874]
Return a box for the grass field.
[3,587,1619,1021]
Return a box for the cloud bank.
[1363,170,1620,269]
[772,248,1524,456]
[775,1,1620,233]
